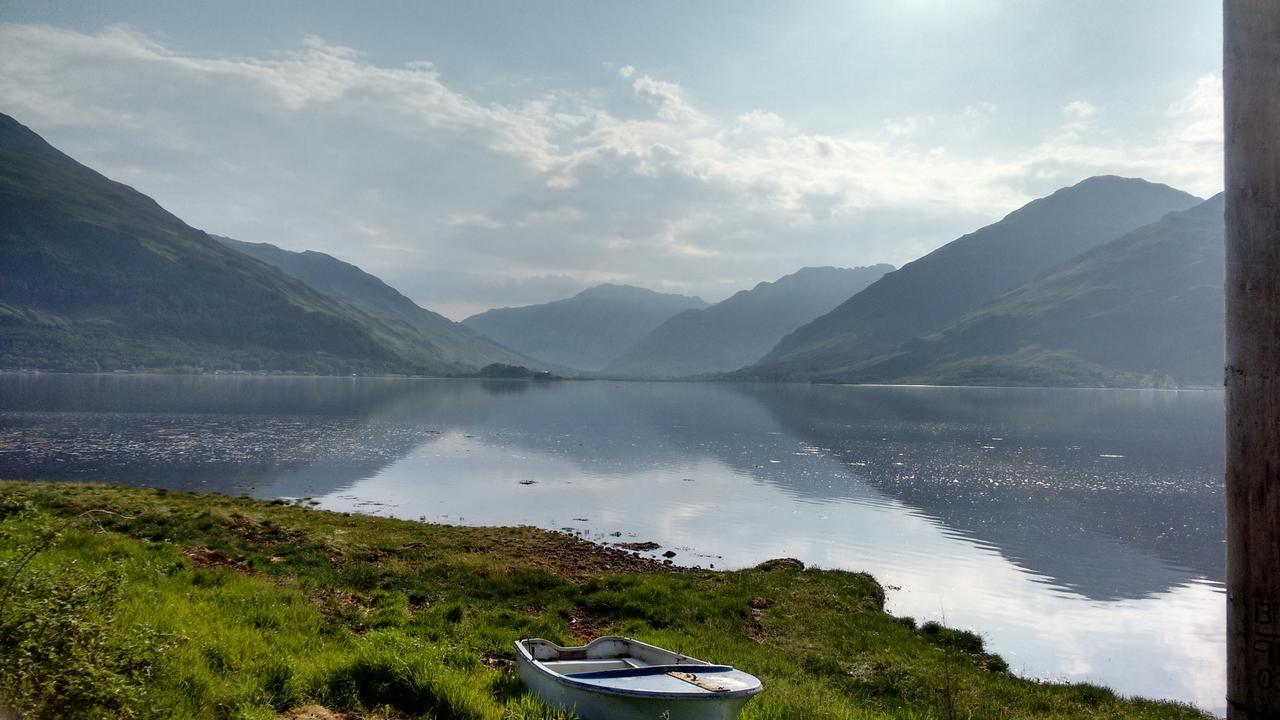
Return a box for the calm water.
[0,374,1226,713]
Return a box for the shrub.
[0,511,174,718]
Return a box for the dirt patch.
[184,547,255,574]
[309,587,375,626]
[225,512,307,545]
[566,607,613,642]
[747,608,768,643]
[278,706,407,720]
[279,706,345,720]
[497,529,683,578]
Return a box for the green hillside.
[0,113,500,375]
[836,195,1225,387]
[747,177,1201,380]
[217,237,536,372]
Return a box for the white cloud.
[0,24,1225,316]
[883,115,925,137]
[446,213,506,230]
[1010,79,1222,196]
[731,110,786,135]
[0,23,564,169]
[1063,100,1099,120]
[963,102,997,120]
[629,73,706,125]
[1164,76,1224,172]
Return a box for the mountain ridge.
[830,194,1226,387]
[462,284,708,371]
[606,265,894,378]
[216,237,537,371]
[745,176,1203,379]
[0,112,515,375]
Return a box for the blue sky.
[0,1,1223,318]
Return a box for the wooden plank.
[1225,1,1280,716]
[666,671,731,692]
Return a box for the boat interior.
[521,637,708,677]
[541,657,649,675]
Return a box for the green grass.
[0,481,1212,720]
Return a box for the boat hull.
[516,655,754,720]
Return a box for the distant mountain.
[747,177,1202,379]
[217,237,534,371]
[837,194,1226,387]
[0,112,508,375]
[462,284,708,371]
[606,265,894,378]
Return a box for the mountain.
[216,237,534,371]
[836,194,1225,387]
[462,284,708,371]
[605,265,894,378]
[0,112,506,375]
[747,177,1203,379]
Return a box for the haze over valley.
[0,112,1223,387]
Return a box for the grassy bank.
[0,481,1210,720]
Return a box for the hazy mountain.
[462,284,708,371]
[746,177,1202,379]
[0,112,503,375]
[837,194,1226,387]
[217,237,535,371]
[606,265,894,378]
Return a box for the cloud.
[963,102,997,120]
[0,24,563,169]
[731,110,786,135]
[629,73,705,124]
[883,115,926,137]
[1008,78,1222,195]
[0,24,1225,318]
[1063,100,1099,120]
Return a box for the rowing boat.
[514,636,762,720]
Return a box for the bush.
[0,511,174,718]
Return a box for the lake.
[0,373,1226,714]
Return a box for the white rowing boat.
[514,636,762,720]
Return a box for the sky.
[0,1,1223,319]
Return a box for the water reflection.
[0,374,1225,713]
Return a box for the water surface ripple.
[0,374,1225,714]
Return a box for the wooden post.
[1225,1,1280,716]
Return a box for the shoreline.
[0,480,1215,719]
[0,369,1224,392]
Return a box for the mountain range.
[216,237,533,372]
[462,284,708,372]
[0,111,1227,387]
[0,112,522,375]
[605,265,894,377]
[748,176,1203,380]
[834,194,1225,387]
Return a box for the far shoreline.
[0,367,1225,392]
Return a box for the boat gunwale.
[564,663,736,680]
[515,637,763,701]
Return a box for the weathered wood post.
[1225,1,1280,716]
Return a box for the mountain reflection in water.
[0,374,1226,714]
